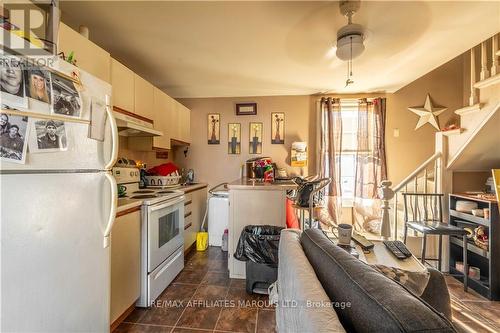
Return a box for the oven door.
[147,196,185,272]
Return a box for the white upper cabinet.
[153,88,171,150]
[58,23,111,83]
[134,74,154,120]
[110,58,134,112]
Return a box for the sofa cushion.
[277,229,346,333]
[300,229,456,333]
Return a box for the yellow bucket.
[196,231,208,251]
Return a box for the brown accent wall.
[172,56,465,188]
[175,95,313,188]
[386,54,464,185]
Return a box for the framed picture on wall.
[271,112,285,144]
[227,123,241,154]
[236,103,257,116]
[249,122,262,154]
[207,113,220,144]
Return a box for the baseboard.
[110,303,135,332]
[184,241,196,257]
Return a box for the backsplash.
[118,138,173,169]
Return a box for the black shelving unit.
[449,194,499,300]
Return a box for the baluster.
[394,193,398,240]
[469,47,478,106]
[424,169,428,221]
[492,34,499,76]
[414,176,418,220]
[480,41,490,81]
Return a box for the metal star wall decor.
[408,94,447,130]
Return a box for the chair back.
[402,193,443,224]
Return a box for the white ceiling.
[60,1,500,98]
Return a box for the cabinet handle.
[184,222,192,230]
[184,200,192,206]
[184,211,192,218]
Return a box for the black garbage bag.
[234,225,284,266]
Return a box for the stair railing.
[386,152,442,240]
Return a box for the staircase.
[385,33,500,268]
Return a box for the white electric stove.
[112,166,185,307]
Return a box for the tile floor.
[115,246,500,333]
[115,247,275,333]
[446,275,500,333]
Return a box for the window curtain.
[353,98,388,235]
[316,97,387,234]
[317,97,342,227]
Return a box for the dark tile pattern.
[445,274,500,332]
[116,246,275,333]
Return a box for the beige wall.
[175,95,314,188]
[386,55,464,185]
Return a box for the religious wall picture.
[0,56,28,109]
[25,68,51,104]
[29,118,68,153]
[207,113,220,144]
[0,113,29,164]
[249,122,262,154]
[227,123,241,154]
[271,112,285,144]
[51,73,82,118]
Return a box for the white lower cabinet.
[110,209,141,324]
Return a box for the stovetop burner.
[134,190,156,194]
[131,195,158,199]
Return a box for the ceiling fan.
[317,0,366,94]
[337,0,365,87]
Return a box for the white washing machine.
[208,189,229,246]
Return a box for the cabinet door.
[179,104,191,143]
[110,210,141,323]
[152,88,171,150]
[167,96,180,141]
[134,74,154,120]
[58,23,111,83]
[111,58,134,112]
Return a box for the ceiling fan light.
[336,34,364,61]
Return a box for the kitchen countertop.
[227,178,297,191]
[179,183,208,193]
[116,197,143,213]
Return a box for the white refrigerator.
[1,60,119,332]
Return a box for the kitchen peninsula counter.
[227,178,297,191]
[227,178,296,279]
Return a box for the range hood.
[113,109,163,137]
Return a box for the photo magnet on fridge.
[0,56,28,109]
[25,68,51,104]
[0,113,30,164]
[51,73,82,118]
[29,118,68,153]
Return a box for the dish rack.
[144,174,182,186]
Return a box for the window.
[337,100,374,206]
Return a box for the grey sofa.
[275,229,456,333]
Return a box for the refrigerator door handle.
[104,95,119,170]
[103,172,118,248]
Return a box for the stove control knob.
[130,171,134,177]
[135,171,139,176]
